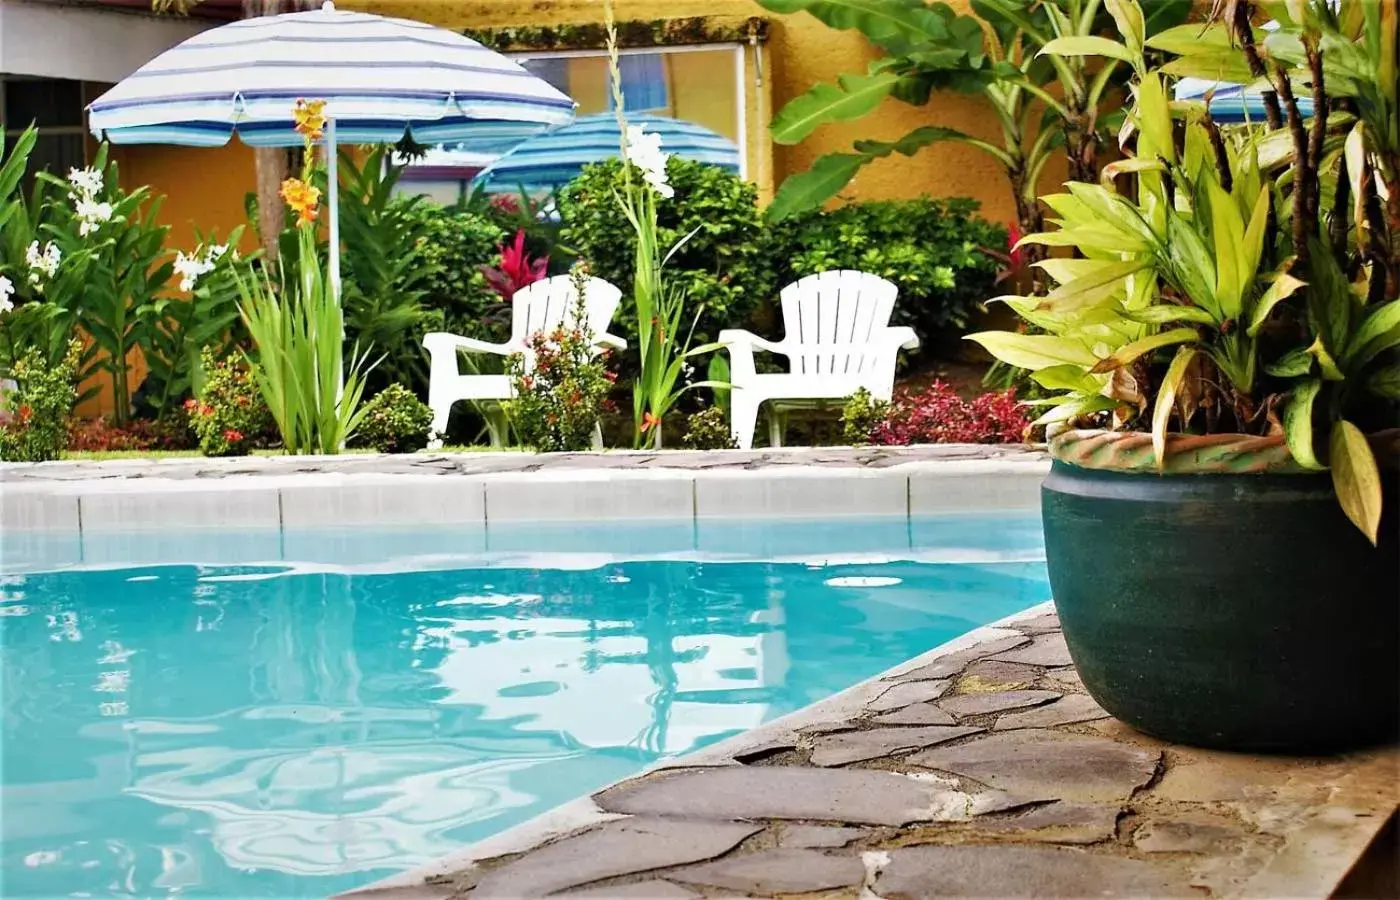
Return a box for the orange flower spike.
[293,98,328,142]
[279,177,321,228]
[642,411,661,432]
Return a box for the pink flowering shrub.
[842,382,1029,446]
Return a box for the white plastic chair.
[423,275,627,448]
[719,270,918,450]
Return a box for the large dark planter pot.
[1043,430,1400,754]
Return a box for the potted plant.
[969,0,1398,752]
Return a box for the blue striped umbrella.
[1173,77,1314,125]
[87,2,574,149]
[469,113,741,194]
[86,0,574,318]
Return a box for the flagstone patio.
[343,605,1399,900]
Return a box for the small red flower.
[17,404,32,424]
[223,428,244,443]
[184,398,197,411]
[641,411,661,433]
[236,395,250,407]
[199,403,214,417]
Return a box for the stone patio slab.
[670,848,865,895]
[940,689,1061,718]
[807,725,983,766]
[875,845,1195,898]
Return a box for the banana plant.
[757,0,1190,248]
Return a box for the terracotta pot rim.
[1049,428,1400,476]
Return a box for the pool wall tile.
[81,529,284,567]
[78,482,282,532]
[281,526,488,565]
[693,470,908,519]
[695,516,912,560]
[0,485,80,533]
[908,461,1049,515]
[279,476,487,528]
[483,472,695,522]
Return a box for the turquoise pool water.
[1,514,1048,898]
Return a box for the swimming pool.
[0,513,1048,897]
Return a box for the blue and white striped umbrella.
[87,1,575,149]
[470,113,741,194]
[1174,77,1315,124]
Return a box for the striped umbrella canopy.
[1173,77,1315,124]
[470,113,741,194]
[86,0,575,326]
[87,1,575,149]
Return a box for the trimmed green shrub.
[0,339,82,462]
[403,202,511,343]
[557,158,771,351]
[189,348,274,457]
[351,383,435,454]
[681,405,737,450]
[765,197,1005,350]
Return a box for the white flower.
[25,241,60,287]
[174,249,216,292]
[75,199,113,236]
[67,167,104,200]
[205,244,229,263]
[623,125,673,199]
[0,276,14,314]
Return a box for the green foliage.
[397,200,510,343]
[758,0,1190,239]
[767,197,1004,344]
[557,157,771,351]
[350,383,434,454]
[237,227,377,455]
[189,348,274,457]
[839,387,889,445]
[968,0,1400,542]
[681,405,737,450]
[506,290,614,453]
[0,339,82,462]
[337,147,440,397]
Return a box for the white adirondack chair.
[422,275,627,448]
[719,270,918,450]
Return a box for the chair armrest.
[423,332,517,358]
[596,332,628,351]
[883,326,920,351]
[718,329,788,356]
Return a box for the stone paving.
[0,444,1046,483]
[346,606,1399,900]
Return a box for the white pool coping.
[0,454,1051,537]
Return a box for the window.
[0,76,93,187]
[513,44,746,176]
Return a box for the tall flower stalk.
[603,0,723,448]
[235,98,376,455]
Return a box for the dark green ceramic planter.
[1043,459,1399,754]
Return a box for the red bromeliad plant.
[482,229,548,302]
[842,382,1030,446]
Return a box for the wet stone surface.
[345,607,1400,900]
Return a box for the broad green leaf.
[1145,23,1237,55]
[766,153,867,221]
[1123,305,1218,326]
[1344,124,1369,250]
[1165,213,1220,318]
[1208,178,1247,319]
[854,125,1014,167]
[1035,258,1119,287]
[1283,378,1325,470]
[756,0,955,53]
[1152,346,1196,468]
[1032,364,1101,393]
[1305,237,1354,362]
[1160,52,1255,84]
[1246,270,1307,336]
[1099,156,1165,188]
[1241,187,1270,283]
[1104,0,1145,55]
[1265,347,1313,377]
[1134,72,1176,164]
[1090,327,1199,373]
[1039,36,1136,64]
[1330,420,1383,544]
[1345,299,1400,369]
[1036,259,1150,313]
[1019,226,1152,255]
[964,332,1098,371]
[1030,394,1121,428]
[771,71,899,144]
[1366,364,1400,399]
[1307,337,1346,381]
